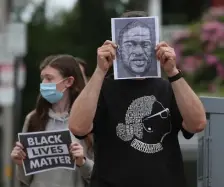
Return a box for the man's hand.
[97,40,117,75]
[155,41,179,77]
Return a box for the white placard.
[111,16,161,80]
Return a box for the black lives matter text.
[18,130,75,175]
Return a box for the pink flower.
[202,21,219,30]
[174,44,184,64]
[201,33,210,41]
[216,63,224,79]
[204,42,217,53]
[172,30,191,42]
[209,7,224,18]
[201,21,224,43]
[203,7,224,21]
[182,56,199,73]
[205,55,218,65]
[208,83,217,93]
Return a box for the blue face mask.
[40,81,65,104]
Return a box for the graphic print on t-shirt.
[116,95,172,154]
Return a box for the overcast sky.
[46,0,77,18]
[21,0,77,22]
[47,0,77,11]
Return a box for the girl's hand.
[11,142,26,165]
[70,142,86,166]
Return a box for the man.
[69,11,206,187]
[117,19,157,78]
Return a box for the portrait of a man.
[112,17,161,79]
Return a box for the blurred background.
[0,0,224,187]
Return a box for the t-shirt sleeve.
[170,89,194,139]
[92,89,107,135]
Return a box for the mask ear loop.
[61,87,67,93]
[58,76,74,93]
[56,77,68,84]
[56,77,69,93]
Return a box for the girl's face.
[40,65,74,92]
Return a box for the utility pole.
[0,1,27,187]
[148,0,162,39]
[0,0,7,32]
[0,1,14,187]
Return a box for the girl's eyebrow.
[40,73,54,79]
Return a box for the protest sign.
[18,129,75,176]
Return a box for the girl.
[75,57,89,85]
[11,55,93,187]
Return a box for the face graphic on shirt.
[119,25,152,76]
[116,95,172,154]
[141,99,170,143]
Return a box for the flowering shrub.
[172,7,224,93]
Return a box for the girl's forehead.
[41,66,60,76]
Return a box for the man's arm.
[156,42,206,133]
[170,70,206,133]
[69,68,105,136]
[69,40,117,136]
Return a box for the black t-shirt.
[89,74,193,187]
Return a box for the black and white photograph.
[111,16,161,80]
[18,129,75,176]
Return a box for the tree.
[21,0,149,127]
[172,7,224,93]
